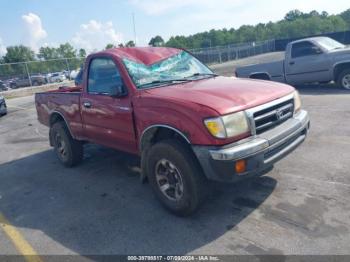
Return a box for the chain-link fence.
[190,39,276,64]
[0,57,84,89]
[0,40,277,89]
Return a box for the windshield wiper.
[138,74,218,88]
[138,79,192,88]
[186,73,218,79]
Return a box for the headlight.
[204,117,226,138]
[204,111,249,139]
[294,91,302,114]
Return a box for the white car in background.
[50,72,66,82]
[69,70,79,80]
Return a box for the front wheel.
[50,122,83,167]
[146,140,207,216]
[337,69,350,90]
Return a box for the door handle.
[289,61,295,65]
[83,101,92,108]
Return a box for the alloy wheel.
[55,133,67,159]
[342,74,350,90]
[155,159,184,201]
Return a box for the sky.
[0,0,349,55]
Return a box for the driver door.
[81,56,137,153]
[285,41,331,84]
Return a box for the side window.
[88,57,124,95]
[291,41,320,58]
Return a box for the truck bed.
[35,86,83,138]
[235,60,286,83]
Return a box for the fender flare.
[249,72,271,80]
[333,60,350,80]
[49,111,75,145]
[139,124,190,152]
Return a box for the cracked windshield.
[123,51,213,88]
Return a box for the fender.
[333,60,350,69]
[139,124,191,184]
[333,60,350,79]
[140,124,190,152]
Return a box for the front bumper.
[192,110,310,182]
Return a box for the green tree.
[38,46,59,60]
[3,45,35,63]
[105,43,116,49]
[321,11,329,18]
[163,8,350,49]
[1,46,36,77]
[284,9,303,21]
[57,43,76,58]
[78,48,86,57]
[309,10,320,17]
[149,36,165,46]
[166,36,188,48]
[125,40,135,47]
[340,9,350,27]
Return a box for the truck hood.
[144,76,294,115]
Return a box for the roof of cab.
[101,47,181,66]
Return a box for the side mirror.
[312,46,322,54]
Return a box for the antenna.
[132,13,137,46]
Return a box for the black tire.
[145,139,208,216]
[10,83,17,89]
[50,121,83,167]
[32,81,39,86]
[337,69,350,90]
[2,102,7,116]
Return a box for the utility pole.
[25,62,32,86]
[132,13,137,46]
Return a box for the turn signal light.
[235,160,246,174]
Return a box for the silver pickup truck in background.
[235,37,350,90]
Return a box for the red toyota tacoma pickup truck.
[35,47,310,215]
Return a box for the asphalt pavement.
[0,80,349,257]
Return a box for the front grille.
[253,99,294,134]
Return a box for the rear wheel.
[50,122,83,167]
[146,139,207,216]
[337,69,350,90]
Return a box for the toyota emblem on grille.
[276,109,285,120]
